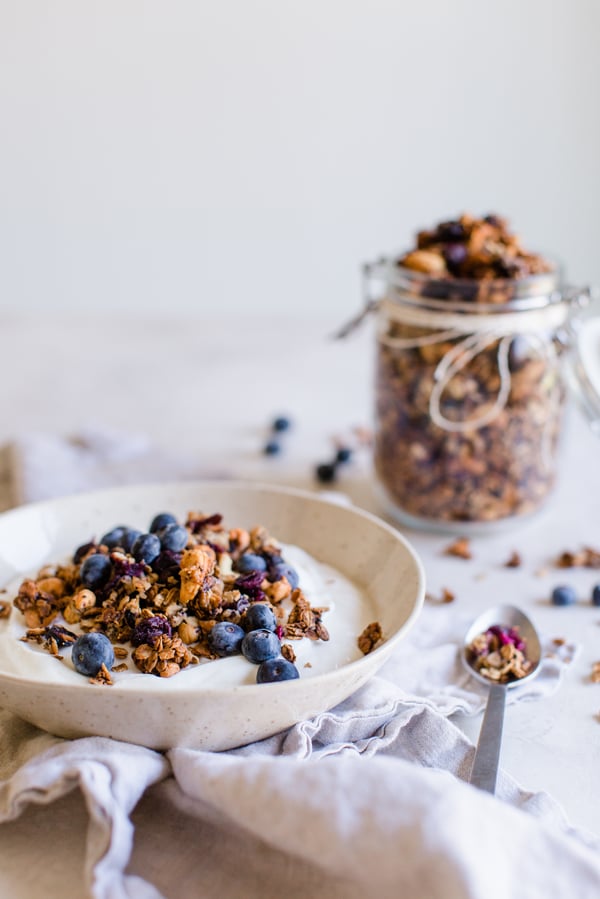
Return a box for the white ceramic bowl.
[0,481,425,750]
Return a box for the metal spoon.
[462,604,542,795]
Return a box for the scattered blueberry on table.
[263,414,293,455]
[272,416,291,433]
[551,585,577,606]
[315,462,337,484]
[263,439,281,456]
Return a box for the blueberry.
[436,220,465,242]
[150,513,178,534]
[244,603,277,633]
[592,585,600,607]
[268,558,299,590]
[80,554,112,590]
[315,462,337,483]
[132,615,172,646]
[236,553,267,574]
[335,447,353,464]
[159,524,188,553]
[241,628,281,664]
[132,533,161,564]
[121,528,142,553]
[100,526,127,549]
[256,658,300,683]
[443,243,467,273]
[71,632,115,677]
[208,621,245,657]
[551,585,577,606]
[264,440,281,456]
[272,416,291,433]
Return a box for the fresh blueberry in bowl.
[592,585,600,607]
[150,513,178,534]
[236,552,267,574]
[132,533,161,564]
[551,585,577,606]
[208,621,245,657]
[100,526,127,550]
[121,528,142,553]
[268,558,299,590]
[256,658,300,683]
[241,629,281,664]
[159,524,188,553]
[71,632,115,677]
[243,603,277,633]
[80,554,112,590]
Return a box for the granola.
[399,213,552,291]
[466,624,533,684]
[374,214,566,525]
[357,621,383,655]
[555,547,600,569]
[9,510,361,684]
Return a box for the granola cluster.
[399,213,553,300]
[466,624,533,684]
[12,512,333,682]
[375,214,565,525]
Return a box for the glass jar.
[366,259,592,531]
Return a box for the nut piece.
[358,621,383,655]
[178,620,199,644]
[180,545,216,604]
[132,634,195,677]
[444,538,472,560]
[35,577,66,599]
[402,250,447,275]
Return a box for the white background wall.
[1,0,599,319]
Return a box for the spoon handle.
[469,683,506,794]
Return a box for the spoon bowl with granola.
[463,604,541,795]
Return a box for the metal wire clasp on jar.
[368,260,588,530]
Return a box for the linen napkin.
[0,430,598,899]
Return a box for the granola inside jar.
[371,214,587,530]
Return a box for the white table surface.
[1,312,599,878]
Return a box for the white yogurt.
[0,544,376,690]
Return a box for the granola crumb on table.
[444,537,472,560]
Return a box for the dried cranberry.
[188,514,223,533]
[436,221,465,242]
[73,540,96,564]
[151,550,182,580]
[132,616,172,647]
[45,625,78,647]
[235,571,265,593]
[443,243,467,273]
